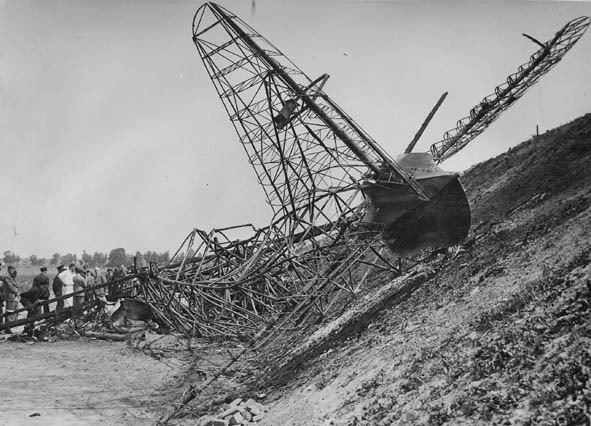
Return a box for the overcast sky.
[1,0,590,258]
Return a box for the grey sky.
[1,0,590,258]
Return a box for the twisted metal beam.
[430,16,590,163]
[137,222,397,339]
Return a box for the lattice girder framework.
[430,16,590,163]
[136,223,397,338]
[192,2,427,239]
[131,6,589,343]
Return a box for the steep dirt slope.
[251,113,591,426]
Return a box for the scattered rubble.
[196,398,269,426]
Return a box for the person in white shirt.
[58,263,75,308]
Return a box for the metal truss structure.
[139,224,396,339]
[2,7,588,363]
[191,2,427,240]
[430,16,590,162]
[131,2,419,340]
[128,5,589,346]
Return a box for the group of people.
[1,263,129,334]
[51,263,108,312]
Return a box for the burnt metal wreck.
[138,5,588,345]
[3,6,589,362]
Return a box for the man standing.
[0,262,4,326]
[53,265,66,312]
[112,264,127,281]
[59,263,75,308]
[33,266,51,314]
[111,265,127,299]
[85,267,94,302]
[2,266,20,329]
[91,267,108,313]
[20,284,42,336]
[72,267,87,314]
[86,268,95,286]
[91,267,107,294]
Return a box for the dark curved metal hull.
[362,175,471,255]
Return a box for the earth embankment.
[253,113,591,426]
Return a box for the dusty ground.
[0,323,243,426]
[0,338,188,426]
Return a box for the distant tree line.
[2,248,170,268]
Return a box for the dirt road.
[0,339,186,426]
